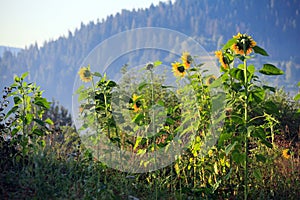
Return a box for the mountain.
[0,46,22,57]
[0,0,299,111]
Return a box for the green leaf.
[5,106,18,119]
[32,128,44,136]
[263,100,279,115]
[78,91,88,101]
[253,46,269,56]
[247,65,255,74]
[154,60,162,67]
[259,64,284,75]
[252,127,266,140]
[21,72,29,80]
[253,169,263,181]
[229,68,244,81]
[251,88,265,103]
[33,97,50,109]
[232,151,245,164]
[208,77,222,88]
[93,72,102,77]
[225,141,237,156]
[294,94,300,101]
[132,113,144,123]
[14,75,20,83]
[11,127,20,136]
[222,38,237,50]
[107,80,117,88]
[13,96,22,105]
[25,113,34,125]
[218,133,232,146]
[262,85,276,93]
[138,82,148,91]
[255,154,267,163]
[33,118,45,127]
[45,118,54,125]
[261,139,273,148]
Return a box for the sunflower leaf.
[259,64,284,75]
[222,38,237,50]
[253,46,269,56]
[93,72,102,77]
[154,60,162,67]
[294,94,300,101]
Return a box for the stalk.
[243,57,249,200]
[149,68,158,200]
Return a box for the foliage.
[1,33,300,199]
[0,72,52,167]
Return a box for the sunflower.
[282,149,291,159]
[79,106,84,113]
[231,32,257,55]
[132,94,142,112]
[181,52,192,69]
[78,66,92,82]
[215,50,229,70]
[206,75,217,85]
[172,62,187,77]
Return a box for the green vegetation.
[1,34,299,199]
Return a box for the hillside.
[0,46,22,57]
[0,0,299,110]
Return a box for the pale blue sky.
[0,0,167,48]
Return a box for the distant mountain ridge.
[0,0,299,110]
[0,46,22,57]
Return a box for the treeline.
[0,0,299,109]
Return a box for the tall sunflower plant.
[215,33,284,199]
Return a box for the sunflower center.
[177,65,185,73]
[236,36,252,51]
[135,100,142,108]
[84,70,91,78]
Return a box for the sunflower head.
[132,94,142,112]
[181,52,192,68]
[206,75,217,85]
[282,149,291,159]
[78,66,93,82]
[231,33,257,55]
[172,62,187,77]
[215,50,231,70]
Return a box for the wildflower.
[132,94,142,112]
[231,33,257,55]
[208,149,213,157]
[215,50,230,70]
[181,52,192,69]
[78,66,93,82]
[282,149,291,159]
[206,75,217,85]
[79,106,84,113]
[172,62,187,77]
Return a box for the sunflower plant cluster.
[214,33,286,199]
[76,51,218,154]
[74,33,297,199]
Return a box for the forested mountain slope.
[1,0,299,109]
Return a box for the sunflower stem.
[243,57,249,200]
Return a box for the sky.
[0,0,167,48]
